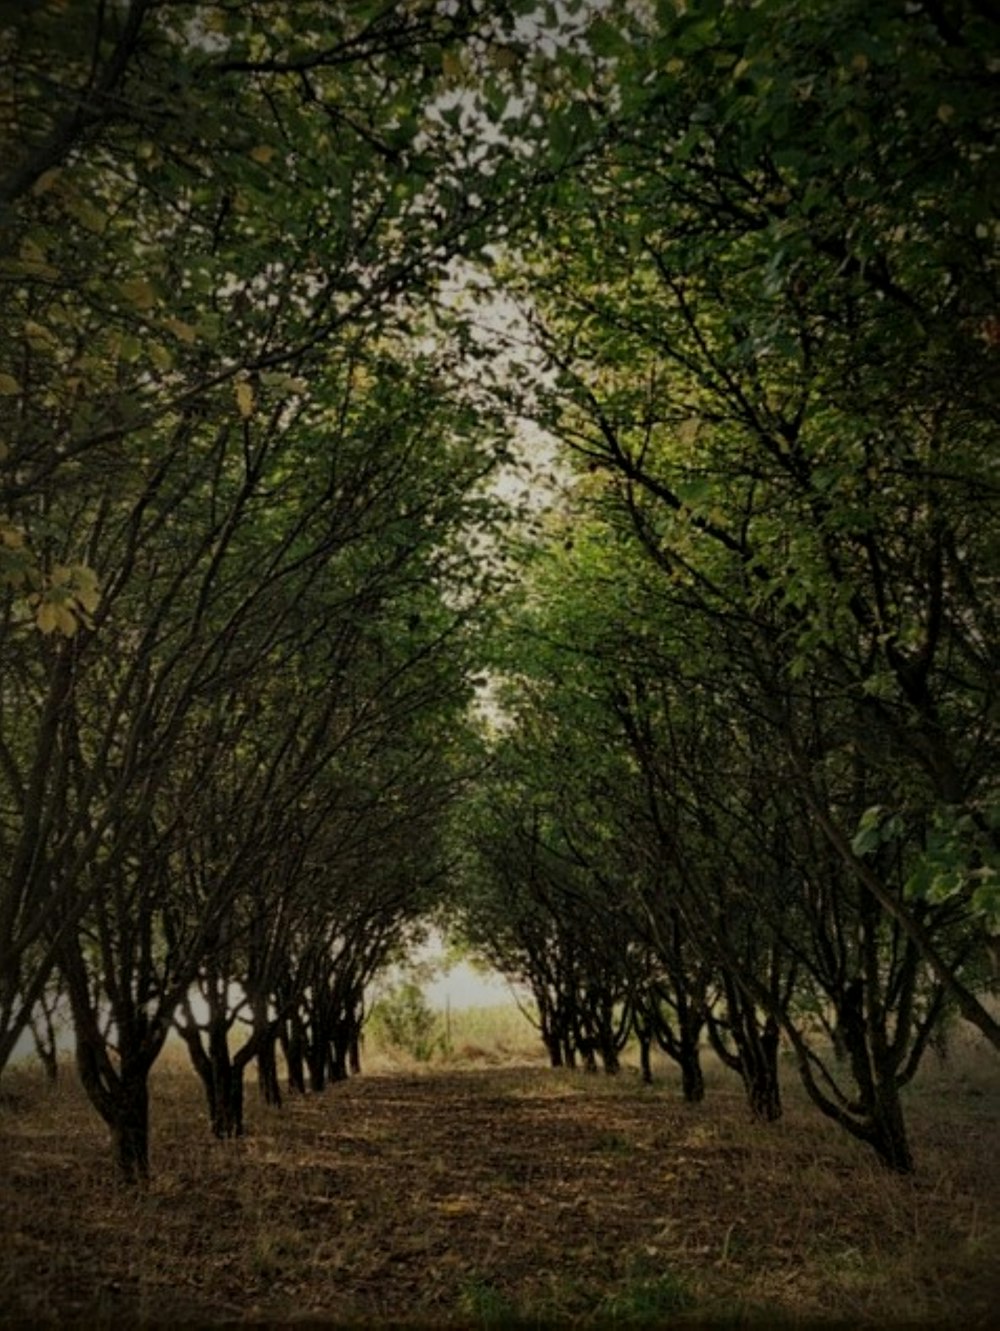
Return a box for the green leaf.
[851,806,884,857]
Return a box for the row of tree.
[0,0,593,1180]
[451,0,999,1175]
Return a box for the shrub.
[371,981,441,1061]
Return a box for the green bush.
[372,980,441,1061]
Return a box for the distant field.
[366,999,546,1070]
[1,1015,998,1326]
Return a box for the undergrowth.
[0,1016,997,1327]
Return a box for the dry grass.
[1,1013,997,1327]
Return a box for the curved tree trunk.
[175,1000,246,1138]
[648,990,706,1102]
[709,996,782,1122]
[64,941,160,1185]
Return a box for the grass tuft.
[458,1274,519,1326]
[599,1269,694,1323]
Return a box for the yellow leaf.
[47,565,100,619]
[150,342,173,371]
[163,316,197,344]
[32,167,63,196]
[36,602,59,634]
[250,144,276,164]
[54,605,78,636]
[235,380,255,418]
[66,198,107,233]
[24,319,57,349]
[73,567,100,615]
[119,278,157,311]
[0,373,20,395]
[851,53,869,74]
[1,521,24,548]
[937,103,955,124]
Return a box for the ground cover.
[1,1021,997,1327]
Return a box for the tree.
[485,1,999,1051]
[0,0,576,1081]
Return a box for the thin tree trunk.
[30,1008,59,1082]
[639,1032,653,1084]
[257,1033,282,1107]
[282,1015,306,1094]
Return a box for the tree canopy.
[1,0,997,1180]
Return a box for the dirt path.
[1,1061,998,1325]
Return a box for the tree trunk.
[250,992,282,1107]
[213,1065,245,1138]
[741,1019,782,1122]
[580,1039,598,1073]
[178,1010,247,1138]
[599,1036,620,1075]
[709,988,782,1121]
[330,1029,350,1083]
[27,985,63,1083]
[544,1031,563,1067]
[69,985,158,1186]
[639,1033,652,1084]
[306,1032,327,1093]
[109,1068,151,1184]
[679,1033,705,1103]
[282,1016,306,1094]
[257,1034,282,1107]
[868,1081,914,1173]
[31,1020,59,1082]
[210,1016,244,1137]
[219,1056,244,1134]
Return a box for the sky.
[396,928,530,1011]
[423,957,526,1011]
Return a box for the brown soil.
[1,1052,998,1327]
